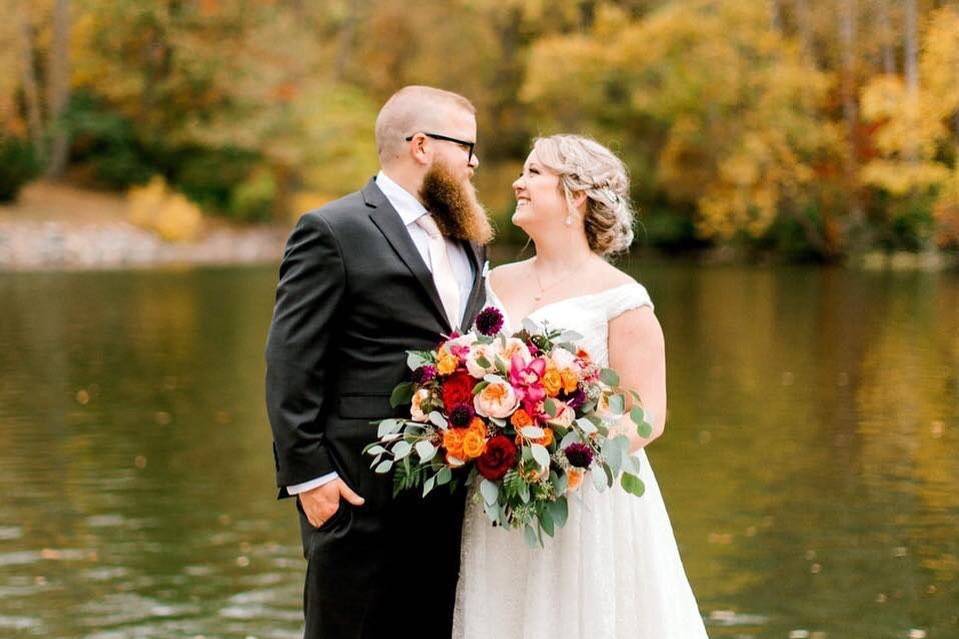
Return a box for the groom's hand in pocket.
[299,479,365,528]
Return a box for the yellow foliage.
[127,177,204,242]
[860,160,951,197]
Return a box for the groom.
[265,85,492,639]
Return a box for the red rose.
[476,435,519,481]
[441,371,474,410]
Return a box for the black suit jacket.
[265,177,487,500]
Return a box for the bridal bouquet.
[364,306,653,547]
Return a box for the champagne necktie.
[415,214,461,329]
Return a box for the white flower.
[465,342,497,378]
[549,347,579,372]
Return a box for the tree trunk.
[45,0,71,178]
[878,0,896,75]
[16,7,44,157]
[795,0,815,64]
[839,0,865,233]
[769,0,782,31]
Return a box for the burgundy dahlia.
[564,442,594,469]
[448,403,475,427]
[475,307,504,336]
[412,364,437,384]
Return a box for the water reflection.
[0,259,956,638]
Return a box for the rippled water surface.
[1,256,957,638]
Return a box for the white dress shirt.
[286,171,475,495]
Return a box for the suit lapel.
[363,178,453,333]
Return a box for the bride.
[453,135,709,639]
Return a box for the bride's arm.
[607,306,667,452]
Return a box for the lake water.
[1,254,956,638]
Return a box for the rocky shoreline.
[0,218,287,271]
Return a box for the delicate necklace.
[532,255,592,302]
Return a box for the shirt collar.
[376,170,428,226]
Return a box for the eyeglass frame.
[404,132,476,165]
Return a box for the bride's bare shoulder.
[588,259,638,290]
[488,259,533,287]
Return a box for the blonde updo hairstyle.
[531,135,635,257]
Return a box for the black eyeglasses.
[405,132,476,164]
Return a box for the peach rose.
[496,337,531,366]
[410,388,430,422]
[473,378,519,419]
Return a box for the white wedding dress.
[453,279,709,639]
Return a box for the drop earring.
[565,213,573,226]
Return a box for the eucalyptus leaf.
[608,393,626,415]
[543,398,558,418]
[483,501,500,525]
[559,330,584,342]
[422,475,436,497]
[518,480,531,504]
[559,429,580,449]
[521,426,546,439]
[392,440,412,460]
[521,318,541,334]
[428,411,448,428]
[389,382,414,408]
[480,479,499,506]
[629,406,647,427]
[549,497,569,528]
[407,351,431,370]
[374,460,394,474]
[414,440,437,462]
[436,466,452,485]
[599,368,620,387]
[377,419,402,438]
[576,417,597,435]
[472,381,489,395]
[475,355,491,369]
[540,508,555,537]
[524,525,539,548]
[635,419,653,438]
[621,472,646,497]
[531,444,550,468]
[591,466,608,492]
[553,472,568,496]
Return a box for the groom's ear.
[408,133,432,166]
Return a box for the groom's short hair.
[375,85,475,164]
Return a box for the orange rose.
[463,430,487,459]
[468,417,487,438]
[542,368,562,397]
[443,428,466,459]
[566,467,584,491]
[538,427,554,447]
[510,409,533,429]
[560,369,579,394]
[437,349,458,376]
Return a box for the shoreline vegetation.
[1,182,955,273]
[0,182,286,271]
